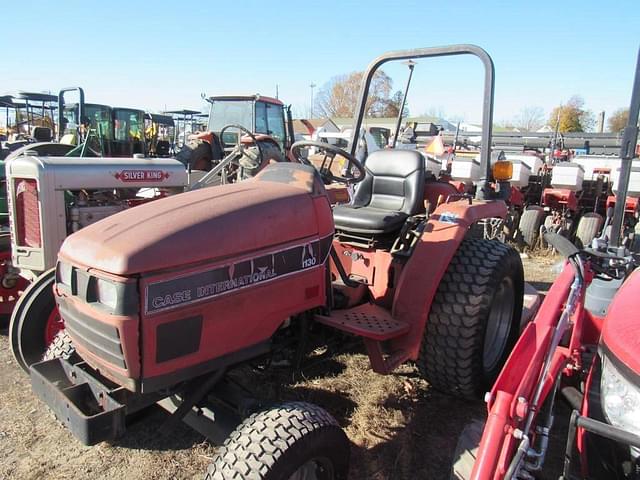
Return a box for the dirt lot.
[0,254,563,480]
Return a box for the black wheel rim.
[289,456,335,480]
[483,276,515,373]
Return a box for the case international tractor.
[25,45,524,479]
[452,47,640,480]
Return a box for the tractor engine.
[5,155,188,282]
[53,163,334,393]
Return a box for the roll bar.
[349,44,495,197]
[57,87,85,141]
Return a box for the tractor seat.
[333,149,425,234]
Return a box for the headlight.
[601,355,640,437]
[96,278,118,310]
[57,261,73,287]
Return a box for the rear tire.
[9,269,58,372]
[418,239,524,399]
[518,206,545,249]
[574,212,603,249]
[205,402,349,480]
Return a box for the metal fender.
[390,198,507,358]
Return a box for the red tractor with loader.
[25,45,524,479]
[452,47,640,480]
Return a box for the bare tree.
[381,90,409,118]
[423,106,447,120]
[513,106,545,131]
[315,70,394,118]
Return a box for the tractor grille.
[58,299,126,369]
[14,178,42,248]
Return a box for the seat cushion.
[333,205,408,234]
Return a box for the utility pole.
[310,82,316,119]
[276,84,279,100]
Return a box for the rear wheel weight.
[418,239,524,399]
[205,401,349,480]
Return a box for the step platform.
[315,303,410,341]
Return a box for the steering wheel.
[219,124,264,172]
[290,140,366,185]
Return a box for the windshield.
[208,100,253,132]
[114,109,144,142]
[85,105,113,139]
[62,104,113,139]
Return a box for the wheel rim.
[289,457,335,480]
[482,277,515,373]
[44,307,64,347]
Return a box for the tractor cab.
[111,107,145,156]
[206,95,292,152]
[61,102,113,148]
[59,88,145,157]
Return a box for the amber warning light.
[492,161,513,181]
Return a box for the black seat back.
[156,140,171,156]
[353,149,425,215]
[32,127,53,142]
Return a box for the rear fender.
[390,198,507,358]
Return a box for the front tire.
[43,330,77,362]
[418,239,524,398]
[9,269,61,372]
[205,402,349,480]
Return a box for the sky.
[2,0,639,125]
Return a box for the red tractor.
[25,45,524,479]
[452,47,640,480]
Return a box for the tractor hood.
[59,180,326,276]
[601,268,640,376]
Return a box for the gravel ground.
[0,254,562,480]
